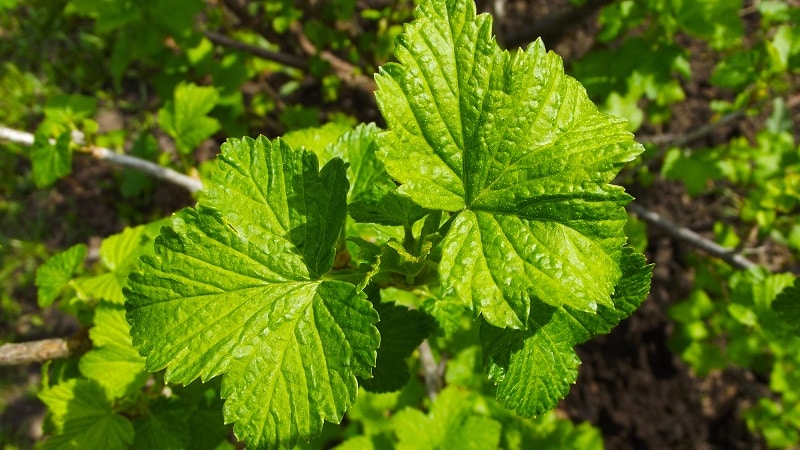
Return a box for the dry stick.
[0,332,91,366]
[204,31,308,70]
[0,126,203,193]
[418,340,445,400]
[627,203,757,270]
[290,22,377,93]
[639,110,744,148]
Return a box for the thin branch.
[0,125,203,193]
[0,332,90,366]
[638,110,744,149]
[627,203,757,270]
[418,339,445,400]
[290,22,376,93]
[204,31,308,70]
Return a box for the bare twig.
[638,110,744,149]
[0,125,203,193]
[290,22,376,93]
[627,202,757,270]
[204,31,308,70]
[418,339,446,400]
[0,332,90,366]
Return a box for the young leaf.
[36,243,87,307]
[78,302,147,399]
[158,82,221,154]
[291,123,428,226]
[125,136,380,449]
[38,379,134,450]
[334,124,427,226]
[31,131,72,188]
[75,222,163,304]
[391,386,502,450]
[481,248,652,416]
[375,0,643,328]
[769,277,800,333]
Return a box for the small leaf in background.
[39,94,98,134]
[30,131,72,188]
[36,243,87,307]
[774,278,800,333]
[78,302,147,399]
[661,147,726,196]
[38,378,134,450]
[75,221,163,304]
[376,0,644,328]
[391,386,502,450]
[158,82,220,154]
[120,133,158,198]
[673,0,744,50]
[125,136,380,449]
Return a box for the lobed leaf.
[126,136,380,449]
[31,131,72,188]
[391,386,501,450]
[36,243,86,307]
[481,249,652,416]
[38,379,134,450]
[158,82,221,154]
[376,0,643,328]
[79,302,147,399]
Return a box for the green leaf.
[481,248,652,416]
[334,124,427,226]
[31,131,72,188]
[39,94,98,134]
[158,82,221,154]
[673,0,744,50]
[291,123,428,226]
[375,0,642,327]
[38,379,134,450]
[360,302,432,393]
[132,398,191,450]
[125,136,380,449]
[282,122,353,160]
[79,302,147,398]
[203,136,349,278]
[391,386,501,450]
[36,244,87,307]
[75,222,163,304]
[774,278,800,333]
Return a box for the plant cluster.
[1,0,800,449]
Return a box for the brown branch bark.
[0,331,90,366]
[418,339,446,400]
[204,31,309,71]
[627,203,757,270]
[290,22,377,94]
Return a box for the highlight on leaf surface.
[375,0,644,328]
[125,136,380,449]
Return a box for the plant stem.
[418,339,445,400]
[0,331,90,366]
[0,125,203,193]
[626,203,757,270]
